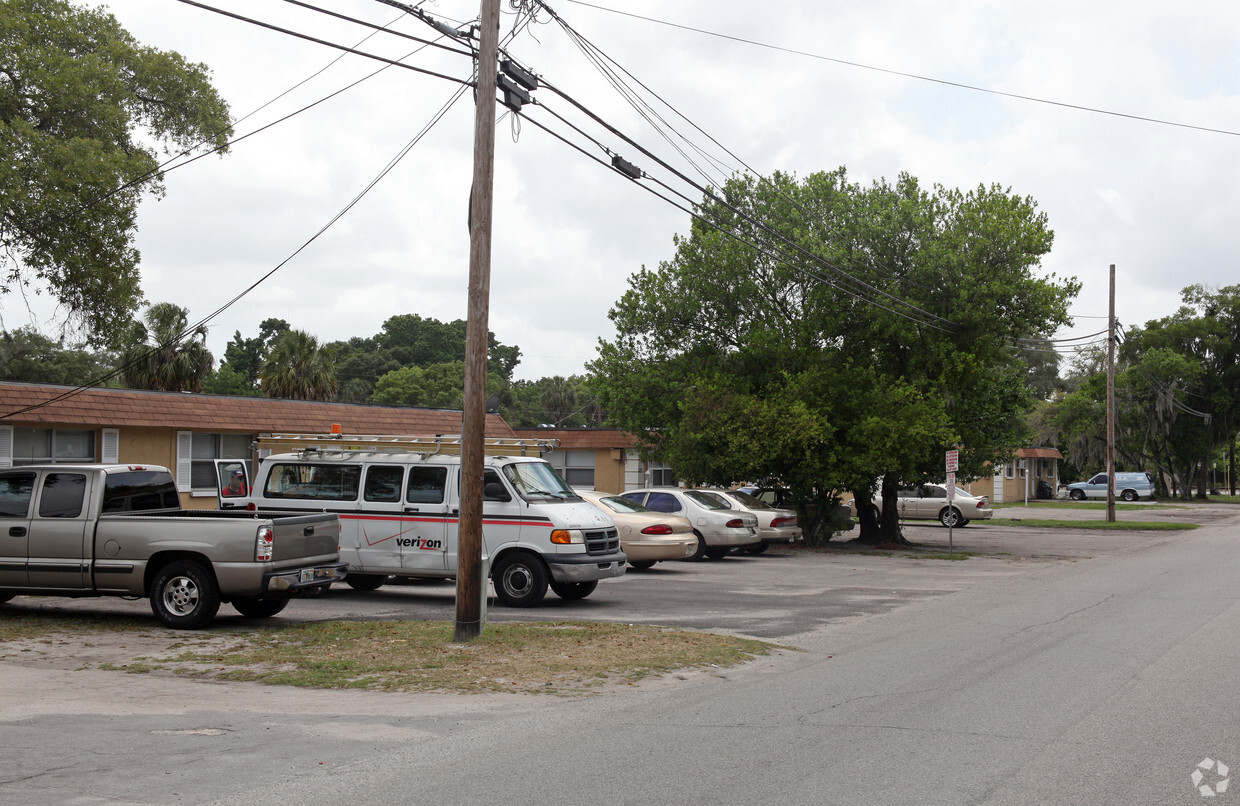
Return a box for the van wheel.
[345,574,390,591]
[1121,489,1138,502]
[492,552,548,607]
[150,560,221,630]
[689,531,708,561]
[550,580,597,600]
[232,597,290,619]
[1070,489,1085,501]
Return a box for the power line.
[562,0,1240,139]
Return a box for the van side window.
[364,466,404,503]
[0,472,36,517]
[262,463,361,501]
[39,473,87,518]
[406,466,447,504]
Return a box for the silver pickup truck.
[0,464,345,629]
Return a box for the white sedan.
[696,488,800,553]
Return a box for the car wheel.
[704,545,731,560]
[550,580,598,600]
[689,531,708,561]
[743,543,769,555]
[149,560,221,630]
[344,574,390,591]
[628,560,656,570]
[1121,489,1138,502]
[939,507,963,528]
[1069,489,1085,501]
[959,519,971,527]
[231,597,290,619]
[492,551,549,607]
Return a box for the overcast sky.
[29,0,1240,380]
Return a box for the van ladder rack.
[256,433,558,458]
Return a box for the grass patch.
[991,501,1182,511]
[989,518,1197,531]
[0,615,775,696]
[1207,495,1240,504]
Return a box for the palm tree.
[119,303,213,392]
[259,330,339,400]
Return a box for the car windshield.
[726,490,771,509]
[598,496,650,514]
[502,461,579,502]
[684,490,728,510]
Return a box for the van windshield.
[502,461,580,503]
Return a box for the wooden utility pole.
[456,0,501,642]
[1106,264,1116,523]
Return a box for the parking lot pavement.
[3,505,1223,647]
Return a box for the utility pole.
[1106,264,1116,523]
[456,0,501,642]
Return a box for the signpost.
[945,450,959,555]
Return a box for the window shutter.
[176,431,193,491]
[101,428,120,463]
[0,425,11,468]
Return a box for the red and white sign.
[946,449,959,472]
[946,472,956,502]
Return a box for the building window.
[546,449,596,489]
[648,461,674,487]
[1004,463,1016,479]
[12,428,95,465]
[191,433,251,491]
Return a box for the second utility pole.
[456,0,501,642]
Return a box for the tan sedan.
[575,490,699,569]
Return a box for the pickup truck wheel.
[492,552,548,607]
[1069,489,1086,501]
[150,560,220,630]
[344,574,390,592]
[232,597,290,619]
[689,531,708,561]
[550,580,597,600]
[1121,489,1138,502]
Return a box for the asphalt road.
[2,503,1238,805]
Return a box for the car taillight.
[975,501,986,510]
[771,517,797,527]
[641,524,674,535]
[726,518,744,528]
[255,524,273,562]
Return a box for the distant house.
[961,447,1064,504]
[511,427,671,493]
[0,382,516,509]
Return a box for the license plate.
[299,569,315,583]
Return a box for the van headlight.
[550,529,583,545]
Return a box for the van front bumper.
[545,552,627,583]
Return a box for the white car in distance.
[619,488,760,560]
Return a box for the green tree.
[0,0,232,346]
[119,302,213,392]
[369,360,501,409]
[0,327,117,385]
[217,318,289,391]
[259,330,338,401]
[591,169,1077,543]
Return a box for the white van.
[226,433,626,606]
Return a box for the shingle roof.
[0,382,516,437]
[511,427,642,449]
[1016,447,1064,460]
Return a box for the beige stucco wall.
[593,448,626,493]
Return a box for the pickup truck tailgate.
[270,514,340,562]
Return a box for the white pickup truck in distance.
[0,464,345,629]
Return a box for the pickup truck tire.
[550,580,597,600]
[492,551,548,607]
[232,597,290,619]
[344,574,390,592]
[1121,489,1138,502]
[150,560,221,630]
[1069,489,1086,501]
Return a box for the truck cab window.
[39,473,87,518]
[0,472,36,517]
